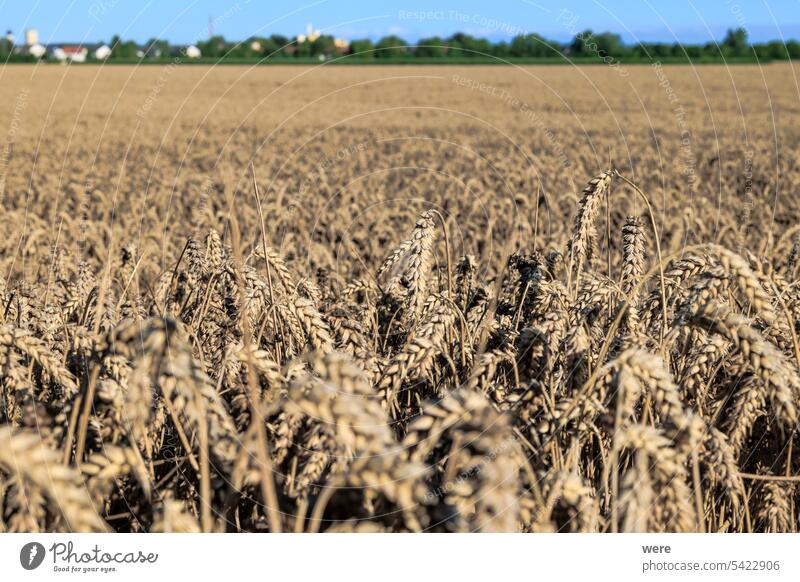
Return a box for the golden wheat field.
[1,63,800,533]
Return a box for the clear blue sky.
[2,0,799,46]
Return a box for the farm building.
[51,45,88,62]
[184,45,201,58]
[94,44,112,60]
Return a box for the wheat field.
[1,63,799,532]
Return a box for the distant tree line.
[196,28,800,61]
[353,28,797,60]
[2,27,798,62]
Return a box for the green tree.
[256,35,292,57]
[684,44,703,60]
[491,41,511,58]
[109,35,138,59]
[723,27,749,57]
[293,38,312,57]
[349,38,374,57]
[271,34,289,46]
[258,37,279,57]
[197,35,227,58]
[593,32,627,57]
[753,40,785,60]
[143,38,170,59]
[569,30,592,56]
[446,33,492,57]
[415,37,446,57]
[310,35,336,58]
[703,41,725,60]
[375,35,407,58]
[652,43,673,58]
[570,30,626,58]
[236,36,283,59]
[510,33,557,57]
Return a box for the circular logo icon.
[20,542,46,570]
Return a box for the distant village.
[1,24,351,62]
[4,27,195,62]
[4,28,108,61]
[1,23,795,63]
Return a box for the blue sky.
[2,0,799,45]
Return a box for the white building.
[184,45,201,58]
[51,45,88,62]
[17,28,45,58]
[27,43,46,58]
[94,44,111,60]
